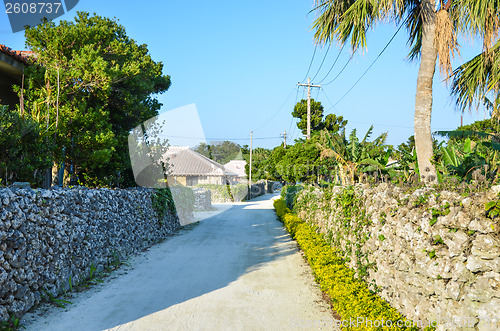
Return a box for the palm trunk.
[414,0,438,184]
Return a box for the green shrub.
[280,184,303,209]
[152,187,177,224]
[274,198,425,330]
[0,105,52,187]
[274,198,291,220]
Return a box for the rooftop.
[0,44,33,65]
[164,147,238,177]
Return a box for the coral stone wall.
[0,187,179,320]
[295,184,500,330]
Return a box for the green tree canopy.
[20,12,171,187]
[292,99,347,136]
[193,141,242,164]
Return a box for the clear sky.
[0,0,488,149]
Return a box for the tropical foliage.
[292,99,347,135]
[312,0,500,184]
[0,105,52,186]
[193,141,242,165]
[317,126,392,185]
[15,12,171,187]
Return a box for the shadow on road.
[25,194,299,331]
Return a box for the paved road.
[22,194,338,330]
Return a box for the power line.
[157,134,280,141]
[301,45,317,83]
[329,20,405,108]
[253,87,297,132]
[317,43,347,84]
[311,44,331,82]
[322,53,354,86]
[319,88,354,131]
[287,87,300,136]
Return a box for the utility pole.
[298,77,321,139]
[281,131,287,148]
[248,131,253,200]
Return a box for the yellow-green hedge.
[273,198,425,331]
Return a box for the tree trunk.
[414,0,438,184]
[51,162,59,187]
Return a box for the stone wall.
[295,184,500,330]
[192,188,212,211]
[0,187,179,321]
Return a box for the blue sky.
[0,0,488,149]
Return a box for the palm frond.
[313,0,357,45]
[482,141,500,151]
[451,40,500,112]
[313,0,382,51]
[403,0,422,61]
[435,130,498,140]
[458,0,500,52]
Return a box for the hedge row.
[273,198,428,331]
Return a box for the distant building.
[164,146,238,187]
[0,44,32,108]
[224,159,247,183]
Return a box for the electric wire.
[317,42,347,84]
[301,45,317,83]
[322,53,354,86]
[310,44,331,82]
[253,87,297,132]
[329,20,406,108]
[287,87,300,137]
[158,134,280,141]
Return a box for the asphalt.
[22,193,338,331]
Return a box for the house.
[0,44,32,108]
[164,146,238,187]
[224,159,247,183]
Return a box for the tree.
[275,139,322,183]
[318,126,392,185]
[20,12,171,187]
[292,99,347,135]
[193,141,241,164]
[451,40,500,119]
[0,105,52,186]
[312,0,498,184]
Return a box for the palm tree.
[312,0,499,184]
[451,40,500,119]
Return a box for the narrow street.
[22,194,338,331]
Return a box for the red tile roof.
[0,44,33,64]
[164,146,238,177]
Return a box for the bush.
[274,198,291,220]
[273,198,425,330]
[280,184,303,209]
[152,188,177,224]
[0,105,52,187]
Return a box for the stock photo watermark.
[3,0,79,32]
[290,315,500,329]
[128,104,249,225]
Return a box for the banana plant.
[318,126,392,185]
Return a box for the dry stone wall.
[295,184,500,330]
[0,187,179,321]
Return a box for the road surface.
[22,194,338,330]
